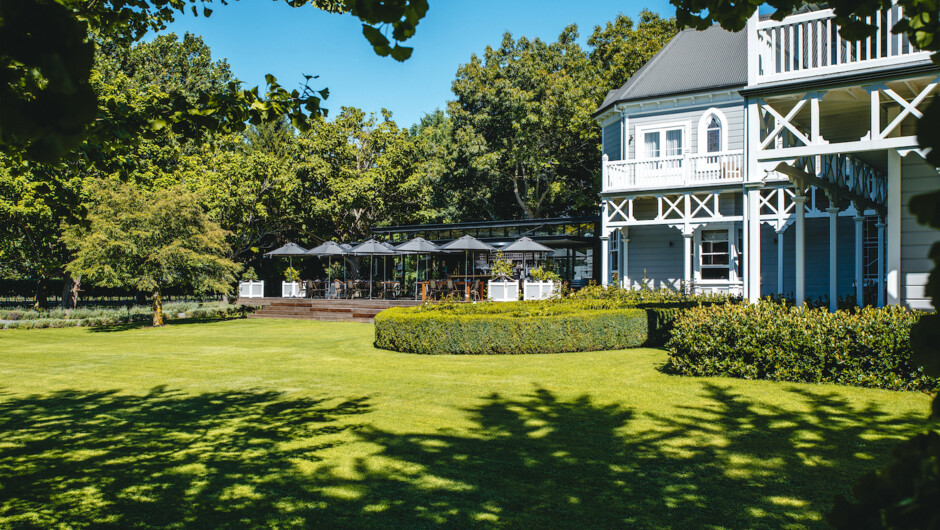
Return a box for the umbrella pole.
[327,257,332,298]
[370,254,374,299]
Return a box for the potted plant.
[487,251,519,302]
[525,265,562,300]
[238,266,265,298]
[282,266,302,297]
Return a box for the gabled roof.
[595,24,748,116]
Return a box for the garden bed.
[0,302,252,330]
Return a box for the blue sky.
[162,1,677,127]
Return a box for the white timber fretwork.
[758,186,796,232]
[758,96,816,150]
[603,191,739,229]
[865,78,939,141]
[756,77,937,162]
[773,153,887,216]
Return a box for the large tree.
[62,180,239,326]
[588,10,678,92]
[448,26,603,220]
[0,0,429,163]
[0,32,241,307]
[301,107,431,240]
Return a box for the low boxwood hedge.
[666,300,937,391]
[374,305,648,355]
[1,303,253,330]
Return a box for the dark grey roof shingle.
[595,25,748,115]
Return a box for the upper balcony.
[752,5,931,86]
[602,151,744,194]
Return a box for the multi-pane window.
[644,132,660,158]
[643,128,683,158]
[700,229,730,280]
[609,231,620,276]
[706,116,721,153]
[665,129,683,156]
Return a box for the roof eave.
[592,83,747,119]
[740,60,940,96]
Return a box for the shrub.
[375,305,648,355]
[570,283,738,305]
[666,300,937,391]
[1,303,251,330]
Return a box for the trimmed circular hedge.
[374,305,648,355]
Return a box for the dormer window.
[706,116,721,153]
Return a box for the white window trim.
[634,120,692,160]
[697,108,730,155]
[610,230,621,273]
[693,223,735,284]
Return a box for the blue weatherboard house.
[594,5,940,310]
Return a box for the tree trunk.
[152,289,164,327]
[60,272,80,309]
[33,279,47,310]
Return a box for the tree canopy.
[0,0,429,162]
[62,180,240,326]
[0,8,678,309]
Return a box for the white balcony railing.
[603,151,743,192]
[755,5,929,84]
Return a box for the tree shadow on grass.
[316,385,924,528]
[0,387,371,528]
[0,384,925,528]
[88,316,244,333]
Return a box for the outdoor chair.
[428,279,443,299]
[332,279,344,299]
[346,280,361,299]
[306,280,325,299]
[445,278,460,299]
[469,279,482,301]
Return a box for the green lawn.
[0,319,932,528]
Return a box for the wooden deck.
[237,297,423,323]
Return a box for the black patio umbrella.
[503,236,552,279]
[440,235,497,295]
[394,237,442,298]
[305,241,348,292]
[263,242,308,271]
[350,239,398,298]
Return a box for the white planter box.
[238,280,265,298]
[281,281,303,298]
[523,281,559,301]
[487,280,519,302]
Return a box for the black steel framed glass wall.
[371,216,600,285]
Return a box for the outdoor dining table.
[379,281,400,299]
[450,275,491,300]
[417,277,490,300]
